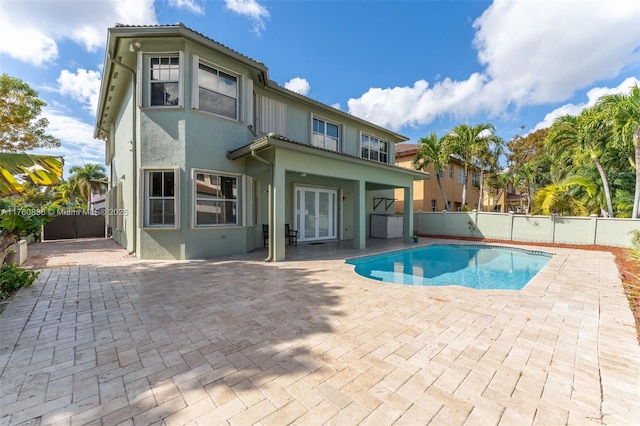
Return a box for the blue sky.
[0,0,639,178]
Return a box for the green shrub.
[0,264,39,300]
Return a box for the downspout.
[251,150,273,262]
[107,53,137,255]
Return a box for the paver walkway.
[1,238,639,425]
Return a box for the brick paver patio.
[1,238,638,425]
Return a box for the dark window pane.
[221,201,237,224]
[327,123,338,139]
[197,200,218,225]
[163,172,174,197]
[218,94,236,119]
[199,88,218,113]
[149,199,164,224]
[163,199,175,224]
[150,172,163,197]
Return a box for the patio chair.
[263,224,269,247]
[285,223,298,246]
[262,223,298,247]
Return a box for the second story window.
[458,167,465,184]
[472,172,480,186]
[312,117,339,151]
[361,133,389,163]
[197,62,238,120]
[150,56,180,106]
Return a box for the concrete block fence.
[414,211,640,247]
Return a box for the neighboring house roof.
[95,23,408,143]
[395,144,419,157]
[228,133,429,180]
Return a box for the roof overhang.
[228,134,429,181]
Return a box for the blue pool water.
[346,244,552,290]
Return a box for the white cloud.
[57,69,102,116]
[533,77,640,131]
[225,0,270,34]
[284,77,311,96]
[348,0,640,131]
[472,0,640,106]
[37,108,105,177]
[169,0,205,15]
[0,0,157,65]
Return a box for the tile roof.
[229,133,427,175]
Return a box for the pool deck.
[1,237,639,425]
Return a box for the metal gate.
[43,214,106,240]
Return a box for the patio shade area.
[0,238,638,424]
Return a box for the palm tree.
[597,84,640,217]
[546,108,615,217]
[533,176,597,216]
[474,138,504,211]
[441,123,500,209]
[68,163,107,210]
[53,178,81,207]
[414,133,449,211]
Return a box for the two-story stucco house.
[94,23,427,261]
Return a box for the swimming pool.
[346,244,552,290]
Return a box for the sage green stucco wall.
[106,31,412,260]
[110,81,136,254]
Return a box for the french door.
[295,186,337,242]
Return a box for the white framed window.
[431,199,437,212]
[312,116,340,151]
[194,58,239,120]
[458,168,465,184]
[144,169,178,228]
[149,56,181,107]
[193,170,239,226]
[361,133,389,163]
[438,167,444,178]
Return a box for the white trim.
[141,167,180,230]
[193,57,241,121]
[145,52,183,108]
[310,114,341,152]
[190,168,242,228]
[294,185,338,242]
[359,131,390,164]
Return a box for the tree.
[0,74,60,152]
[546,108,615,217]
[68,163,107,210]
[474,137,504,211]
[52,179,81,208]
[441,123,500,208]
[597,84,640,217]
[533,176,597,216]
[0,76,62,263]
[414,133,450,211]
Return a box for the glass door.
[295,186,337,242]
